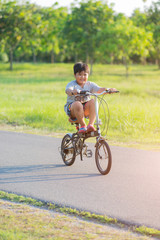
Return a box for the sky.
[28,0,157,16]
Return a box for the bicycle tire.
[95,140,112,175]
[61,134,76,166]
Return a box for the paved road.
[0,130,160,229]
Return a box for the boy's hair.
[73,62,90,75]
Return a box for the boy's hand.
[72,89,79,95]
[106,88,119,94]
[66,89,79,96]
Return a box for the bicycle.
[60,89,119,175]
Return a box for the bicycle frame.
[94,91,106,137]
[76,90,110,139]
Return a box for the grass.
[0,62,160,150]
[0,191,117,225]
[0,190,159,239]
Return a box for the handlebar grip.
[113,90,119,93]
[106,90,120,93]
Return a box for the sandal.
[78,126,87,133]
[86,124,96,133]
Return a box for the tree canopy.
[0,0,159,70]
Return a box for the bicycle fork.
[94,96,101,137]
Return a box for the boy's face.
[75,71,88,87]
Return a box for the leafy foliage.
[0,0,160,70]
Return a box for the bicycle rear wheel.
[61,134,76,166]
[95,140,112,175]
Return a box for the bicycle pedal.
[86,149,92,158]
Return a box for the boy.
[64,62,116,133]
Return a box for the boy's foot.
[78,126,87,133]
[86,124,96,133]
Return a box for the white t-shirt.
[64,80,101,114]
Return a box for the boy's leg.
[84,99,96,125]
[71,101,86,127]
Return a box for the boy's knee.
[71,101,83,111]
[90,99,95,105]
[87,99,95,108]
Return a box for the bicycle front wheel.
[61,134,76,166]
[95,140,112,175]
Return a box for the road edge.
[0,190,159,239]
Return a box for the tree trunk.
[86,51,89,64]
[9,49,13,71]
[123,56,129,78]
[126,64,129,78]
[33,52,36,63]
[74,53,78,63]
[32,48,36,63]
[110,53,114,64]
[158,58,160,69]
[90,59,94,75]
[155,58,158,65]
[51,49,54,63]
[141,56,146,65]
[157,49,160,69]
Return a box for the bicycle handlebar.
[78,89,119,96]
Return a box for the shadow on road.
[0,164,100,184]
[0,164,64,174]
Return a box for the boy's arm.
[91,82,116,93]
[97,87,106,93]
[97,87,117,93]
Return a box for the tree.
[63,0,114,73]
[24,3,44,63]
[131,8,147,27]
[115,15,152,76]
[0,1,34,70]
[146,1,160,68]
[40,4,68,63]
[96,19,118,64]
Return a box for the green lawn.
[0,62,159,150]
